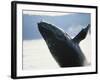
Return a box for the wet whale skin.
[38,22,90,67]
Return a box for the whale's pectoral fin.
[73,24,90,43]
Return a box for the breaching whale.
[38,22,90,67]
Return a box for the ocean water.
[23,39,59,70]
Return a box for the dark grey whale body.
[38,22,90,67]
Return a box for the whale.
[38,22,90,67]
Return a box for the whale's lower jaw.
[38,22,88,67]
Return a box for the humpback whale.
[38,22,90,67]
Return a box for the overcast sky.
[23,11,90,40]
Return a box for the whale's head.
[38,22,71,45]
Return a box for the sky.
[22,11,90,40]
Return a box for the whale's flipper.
[73,24,90,43]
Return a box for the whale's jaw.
[38,22,88,67]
